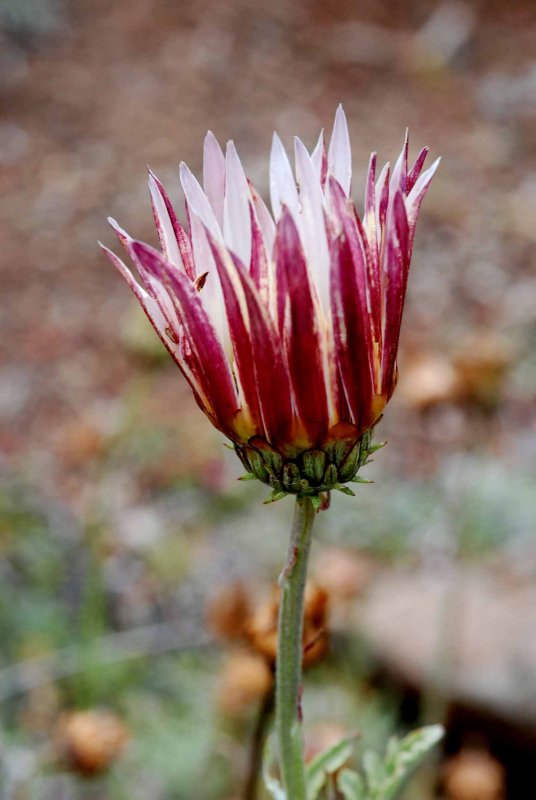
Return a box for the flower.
[102,106,438,499]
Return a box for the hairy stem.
[275,495,316,798]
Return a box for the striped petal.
[148,171,195,280]
[330,227,375,432]
[382,191,410,397]
[275,209,329,444]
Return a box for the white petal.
[327,104,352,197]
[188,209,227,348]
[179,162,221,240]
[310,129,325,182]
[294,136,330,312]
[406,157,441,222]
[203,131,226,230]
[223,140,252,266]
[270,132,298,221]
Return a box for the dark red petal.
[330,229,375,432]
[406,146,428,193]
[275,209,330,444]
[382,191,410,397]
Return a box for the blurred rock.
[443,747,506,800]
[361,566,536,729]
[55,709,129,775]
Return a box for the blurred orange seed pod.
[55,709,129,776]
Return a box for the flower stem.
[276,495,316,799]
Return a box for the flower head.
[102,106,438,499]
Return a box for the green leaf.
[262,741,287,800]
[363,724,444,800]
[337,769,367,800]
[378,725,444,800]
[306,734,357,800]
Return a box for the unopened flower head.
[102,106,438,500]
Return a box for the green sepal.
[350,476,373,484]
[238,473,257,481]
[310,495,322,512]
[301,449,327,485]
[263,489,289,505]
[334,484,356,496]
[368,441,387,454]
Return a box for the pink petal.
[203,131,226,229]
[148,171,195,280]
[327,104,352,197]
[130,240,240,437]
[407,146,429,193]
[249,202,270,305]
[100,243,208,414]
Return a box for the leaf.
[306,734,357,800]
[378,725,444,800]
[262,741,287,800]
[363,724,444,800]
[337,769,367,800]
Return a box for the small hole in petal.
[195,271,209,292]
[165,327,179,344]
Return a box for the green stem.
[276,495,316,799]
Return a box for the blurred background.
[0,0,535,798]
